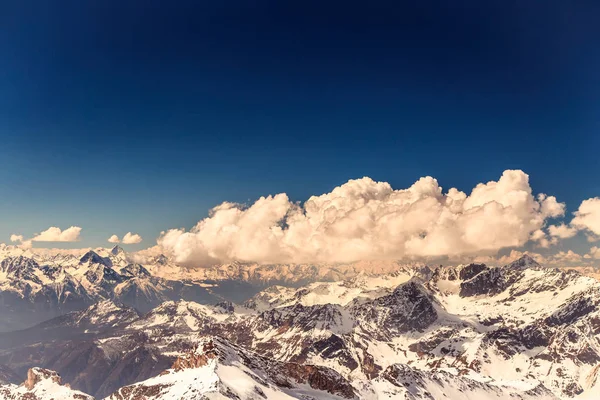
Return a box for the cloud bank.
[571,197,600,241]
[156,170,566,267]
[10,226,82,248]
[32,226,82,242]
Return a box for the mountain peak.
[110,245,124,255]
[504,254,541,270]
[154,254,169,265]
[80,250,110,266]
[23,368,62,390]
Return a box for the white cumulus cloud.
[9,234,32,249]
[108,234,120,243]
[122,232,143,244]
[31,226,82,242]
[548,223,578,239]
[571,197,600,240]
[10,234,24,243]
[587,246,600,260]
[156,170,566,267]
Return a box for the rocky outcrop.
[0,367,94,400]
[23,368,62,390]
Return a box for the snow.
[0,369,92,400]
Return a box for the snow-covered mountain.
[0,245,432,332]
[107,336,356,400]
[0,247,223,332]
[1,251,600,399]
[0,367,94,400]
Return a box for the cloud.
[571,197,600,238]
[10,234,24,243]
[587,246,600,260]
[549,250,583,264]
[108,235,120,244]
[31,226,82,242]
[548,223,578,239]
[122,232,142,244]
[472,250,545,266]
[474,249,586,267]
[156,170,566,267]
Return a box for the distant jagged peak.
[153,254,169,265]
[79,250,111,267]
[390,277,437,303]
[120,263,151,278]
[503,253,542,270]
[0,255,40,274]
[110,245,124,256]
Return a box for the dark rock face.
[110,246,124,256]
[546,293,598,326]
[120,264,151,278]
[84,264,125,291]
[351,280,438,338]
[80,251,111,267]
[520,323,552,348]
[459,267,507,297]
[458,263,488,281]
[279,363,356,399]
[0,257,42,282]
[408,329,457,354]
[293,334,359,372]
[256,303,351,334]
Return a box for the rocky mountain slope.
[107,337,356,400]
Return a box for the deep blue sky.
[1,1,599,249]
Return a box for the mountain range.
[0,246,599,399]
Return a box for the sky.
[1,1,599,265]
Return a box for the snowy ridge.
[107,336,356,400]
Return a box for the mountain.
[0,300,139,349]
[1,251,600,399]
[0,250,224,332]
[106,336,356,400]
[372,363,558,399]
[0,367,94,399]
[0,247,431,332]
[0,255,95,332]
